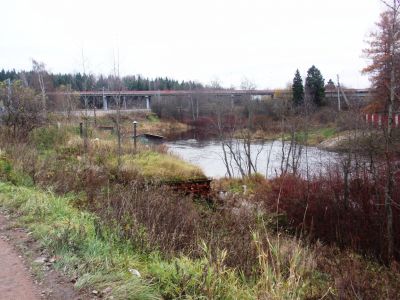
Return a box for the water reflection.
[166,138,338,179]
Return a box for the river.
[166,138,339,179]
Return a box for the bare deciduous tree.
[108,49,124,169]
[32,60,47,116]
[212,79,266,178]
[55,84,79,121]
[0,80,44,138]
[363,0,400,261]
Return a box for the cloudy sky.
[1,0,384,89]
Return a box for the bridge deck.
[48,88,371,98]
[48,89,276,97]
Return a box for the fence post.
[133,121,138,153]
[79,122,83,137]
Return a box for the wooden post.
[133,121,138,153]
[79,122,83,137]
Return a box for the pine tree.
[292,69,304,106]
[305,65,325,106]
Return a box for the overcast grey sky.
[1,0,384,88]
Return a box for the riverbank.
[94,112,190,138]
[1,165,399,299]
[317,129,400,152]
[30,122,205,182]
[1,115,400,299]
[232,126,337,147]
[318,130,358,151]
[0,180,322,299]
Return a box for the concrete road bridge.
[48,88,371,111]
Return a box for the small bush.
[94,184,201,255]
[30,126,69,151]
[0,154,33,186]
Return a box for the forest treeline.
[0,68,204,92]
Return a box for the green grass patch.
[109,151,206,181]
[215,173,266,194]
[0,153,33,186]
[30,126,70,151]
[281,127,337,146]
[306,127,336,145]
[146,114,160,123]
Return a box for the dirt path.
[0,213,86,300]
[0,235,39,299]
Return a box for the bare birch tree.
[32,60,47,117]
[108,48,124,169]
[213,79,265,178]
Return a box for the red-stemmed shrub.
[257,165,400,262]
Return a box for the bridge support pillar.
[102,90,108,111]
[123,96,127,110]
[146,96,150,110]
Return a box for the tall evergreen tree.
[305,65,325,106]
[292,69,304,106]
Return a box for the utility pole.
[337,74,341,111]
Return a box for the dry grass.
[115,152,205,181]
[2,122,400,299]
[64,133,205,181]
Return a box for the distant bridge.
[48,89,276,111]
[78,89,276,97]
[48,88,372,111]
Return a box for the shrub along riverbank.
[0,124,323,299]
[0,121,399,299]
[0,180,321,299]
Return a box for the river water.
[166,138,339,179]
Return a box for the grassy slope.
[0,182,257,299]
[0,125,325,298]
[3,124,398,298]
[0,182,158,299]
[37,125,205,181]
